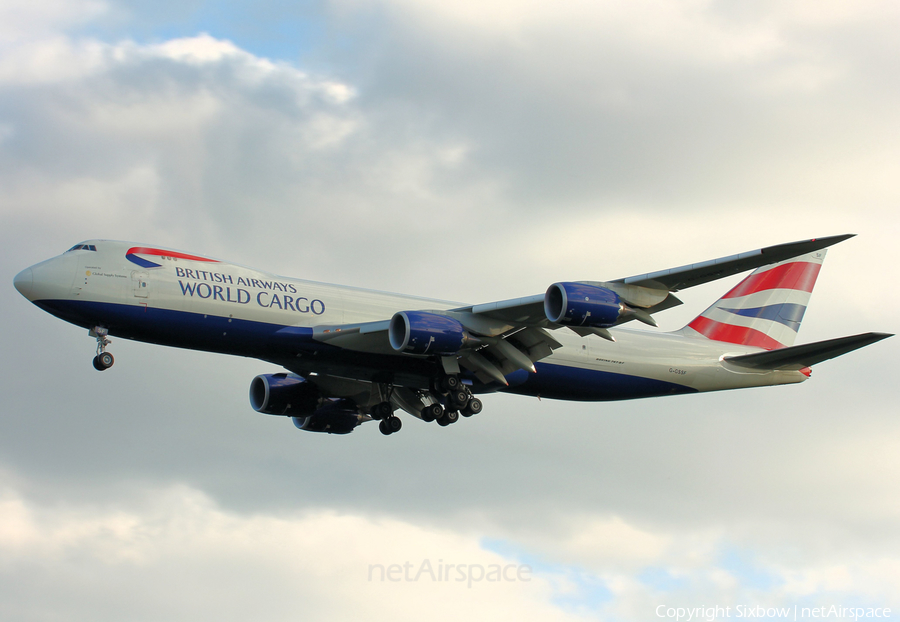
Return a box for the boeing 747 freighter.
[13,235,891,436]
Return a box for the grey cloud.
[1,3,898,618]
[328,1,900,212]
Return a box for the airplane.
[13,235,891,436]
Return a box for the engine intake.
[249,373,319,416]
[544,282,624,328]
[389,311,467,355]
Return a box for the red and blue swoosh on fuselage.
[687,258,823,350]
[126,247,220,269]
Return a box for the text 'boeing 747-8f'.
[13,235,892,436]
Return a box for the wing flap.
[462,294,548,325]
[310,320,393,353]
[723,332,892,370]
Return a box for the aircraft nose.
[13,267,33,300]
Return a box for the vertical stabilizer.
[683,250,827,349]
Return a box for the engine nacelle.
[292,399,362,434]
[544,282,624,328]
[249,373,319,416]
[389,311,467,355]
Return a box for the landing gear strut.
[90,327,114,371]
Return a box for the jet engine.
[544,282,625,328]
[251,374,364,434]
[249,373,319,416]
[389,311,468,355]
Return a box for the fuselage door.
[132,271,150,298]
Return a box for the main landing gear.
[421,375,483,427]
[90,327,114,371]
[370,399,403,436]
[369,375,484,436]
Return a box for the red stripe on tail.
[688,316,785,350]
[722,262,821,299]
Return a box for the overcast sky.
[1,1,898,620]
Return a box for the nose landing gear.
[90,327,114,371]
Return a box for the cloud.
[0,482,585,622]
[0,0,107,44]
[0,24,513,298]
[1,2,898,620]
[1,481,895,622]
[330,0,900,216]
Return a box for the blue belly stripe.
[506,362,696,401]
[33,299,696,402]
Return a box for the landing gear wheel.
[386,416,402,433]
[437,410,459,426]
[441,375,461,392]
[421,404,443,423]
[379,416,402,435]
[93,352,114,371]
[371,401,392,420]
[461,397,483,417]
[448,389,469,410]
[97,352,114,369]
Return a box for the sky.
[1,0,899,620]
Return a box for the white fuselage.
[15,240,808,401]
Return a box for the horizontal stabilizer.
[724,332,892,370]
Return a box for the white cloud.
[1,2,898,620]
[0,35,108,84]
[1,482,896,622]
[0,483,585,622]
[339,0,875,72]
[0,0,107,44]
[149,33,247,64]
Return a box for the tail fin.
[684,250,827,350]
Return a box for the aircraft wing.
[456,234,855,326]
[306,314,562,386]
[612,233,855,291]
[301,235,858,385]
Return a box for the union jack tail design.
[684,250,827,350]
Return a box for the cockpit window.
[66,244,97,252]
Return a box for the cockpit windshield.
[66,244,97,252]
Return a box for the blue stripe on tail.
[720,303,807,332]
